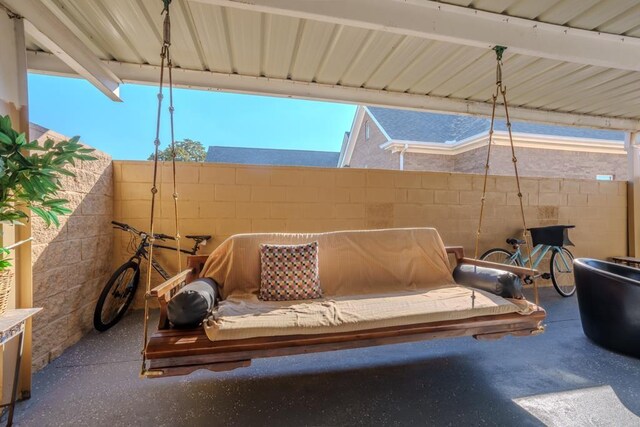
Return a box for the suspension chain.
[141,0,182,376]
[474,46,539,306]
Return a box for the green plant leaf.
[0,132,12,145]
[15,133,26,146]
[29,206,51,226]
[1,119,95,231]
[0,116,11,133]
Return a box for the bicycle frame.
[128,237,197,281]
[511,244,571,273]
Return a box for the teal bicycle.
[480,225,576,297]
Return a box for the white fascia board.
[492,132,626,154]
[2,0,121,101]
[382,132,626,156]
[194,0,640,72]
[381,136,486,155]
[339,105,366,167]
[380,140,449,154]
[27,51,640,132]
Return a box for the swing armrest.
[445,246,537,278]
[446,246,465,262]
[147,269,192,330]
[147,255,211,330]
[147,269,192,301]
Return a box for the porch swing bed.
[143,229,545,378]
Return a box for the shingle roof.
[29,123,49,140]
[367,107,625,143]
[206,146,340,168]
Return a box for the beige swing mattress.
[204,285,533,342]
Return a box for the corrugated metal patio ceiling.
[18,0,640,130]
[436,0,640,35]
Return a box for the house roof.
[367,107,625,143]
[206,146,340,168]
[29,123,49,140]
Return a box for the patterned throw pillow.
[259,242,322,301]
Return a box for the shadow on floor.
[10,288,640,426]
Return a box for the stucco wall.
[113,161,627,297]
[31,138,113,371]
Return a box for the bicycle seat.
[506,238,525,245]
[186,234,211,242]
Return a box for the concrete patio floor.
[9,288,640,426]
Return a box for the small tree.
[148,138,206,162]
[0,115,96,270]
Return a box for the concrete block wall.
[113,161,627,296]
[31,144,113,371]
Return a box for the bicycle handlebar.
[111,220,142,236]
[111,220,128,229]
[112,221,180,241]
[111,221,207,249]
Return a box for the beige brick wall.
[349,117,399,170]
[453,145,627,180]
[31,145,113,371]
[404,152,454,172]
[113,161,627,297]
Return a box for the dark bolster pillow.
[452,264,523,299]
[167,278,218,328]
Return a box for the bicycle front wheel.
[480,248,520,266]
[94,261,141,332]
[550,248,575,297]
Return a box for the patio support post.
[625,132,640,256]
[0,11,33,399]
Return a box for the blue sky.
[28,74,356,160]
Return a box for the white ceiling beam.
[27,51,640,131]
[193,0,640,72]
[1,0,122,101]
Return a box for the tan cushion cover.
[200,228,455,299]
[204,286,531,341]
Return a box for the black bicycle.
[93,221,210,332]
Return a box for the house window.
[365,121,370,140]
[596,174,614,181]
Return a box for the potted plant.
[0,115,96,314]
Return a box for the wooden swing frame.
[140,2,545,378]
[142,248,545,378]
